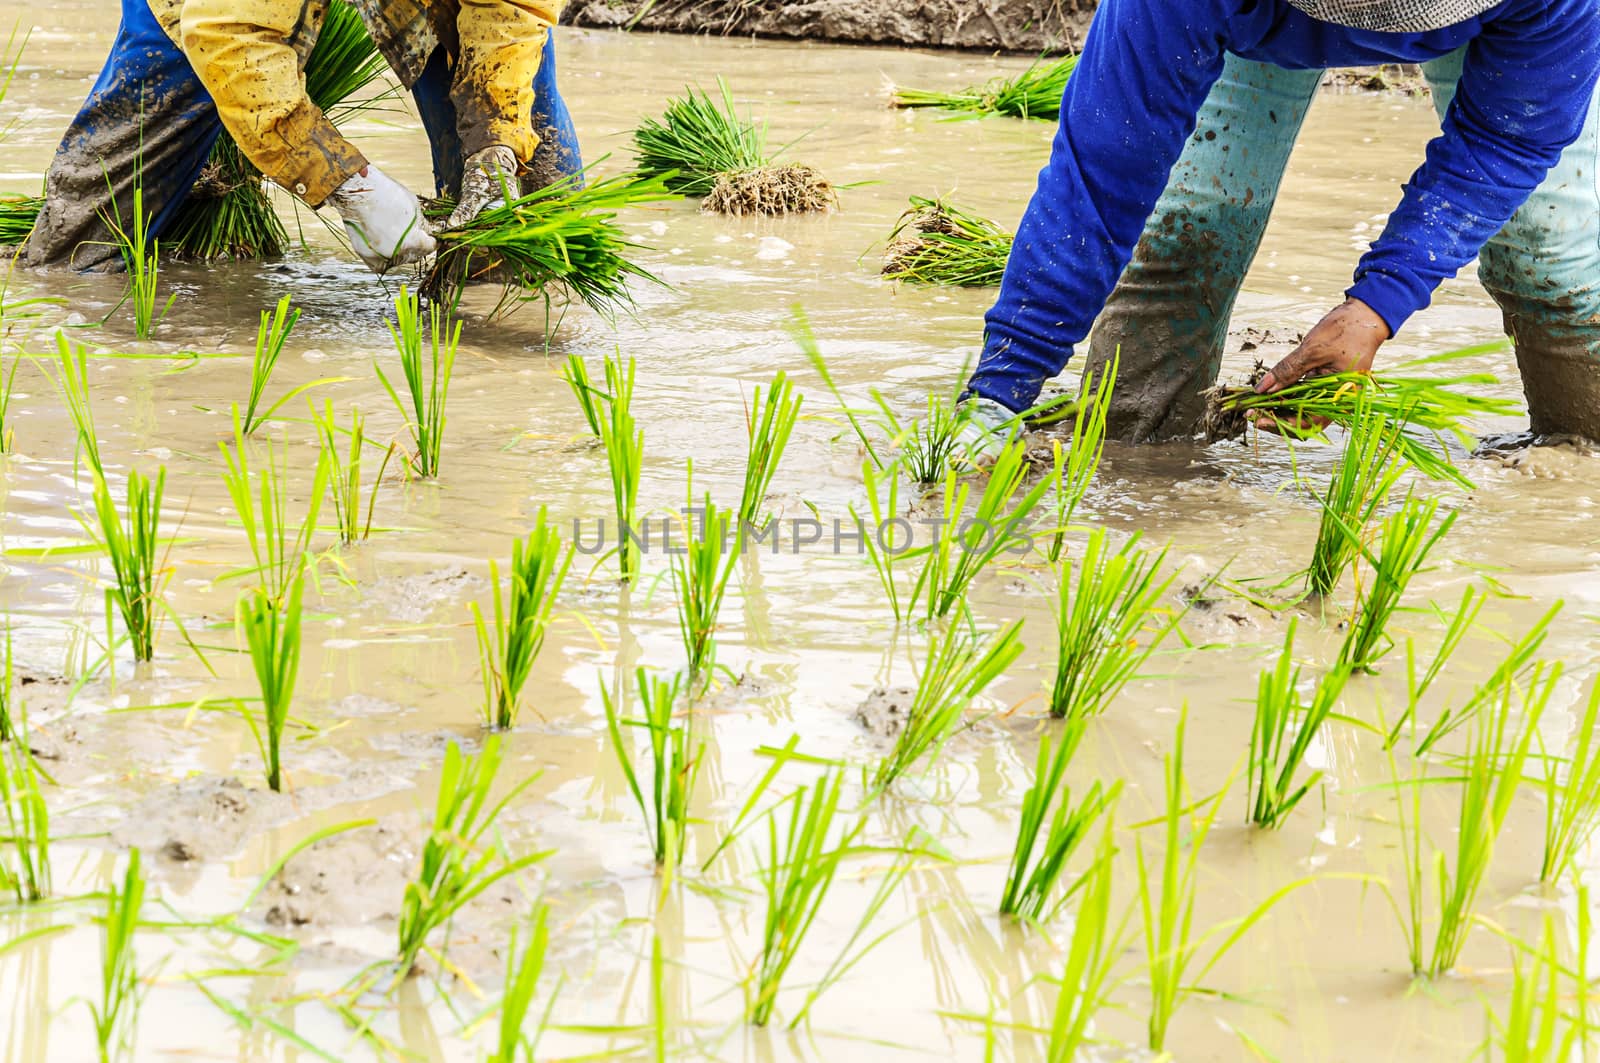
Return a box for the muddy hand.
[1253,297,1389,433]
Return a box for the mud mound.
[112,777,293,865]
[854,686,917,739]
[365,568,487,624]
[253,820,414,929]
[703,165,836,216]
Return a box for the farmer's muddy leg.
[1080,55,1321,442]
[21,0,224,270]
[1424,49,1600,441]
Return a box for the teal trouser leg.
[1425,50,1600,440]
[1082,55,1324,441]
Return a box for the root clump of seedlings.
[880,196,1012,287]
[702,164,836,217]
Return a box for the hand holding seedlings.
[1252,298,1390,433]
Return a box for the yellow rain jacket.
[146,0,561,206]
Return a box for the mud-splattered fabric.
[967,0,1600,417]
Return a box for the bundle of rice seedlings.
[422,170,675,317]
[631,80,836,216]
[881,196,1012,287]
[1201,348,1521,487]
[165,0,389,260]
[892,55,1079,120]
[0,193,40,246]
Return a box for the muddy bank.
[565,0,1096,54]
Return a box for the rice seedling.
[871,620,1023,796]
[1202,347,1521,487]
[892,54,1080,119]
[603,668,702,868]
[0,345,21,454]
[911,438,1059,621]
[1049,528,1182,720]
[237,572,305,794]
[1386,585,1486,748]
[740,371,801,529]
[0,630,13,743]
[1414,600,1560,756]
[673,494,740,685]
[792,306,887,470]
[422,171,674,315]
[85,466,165,663]
[378,286,458,479]
[880,196,1013,287]
[472,508,573,730]
[1390,667,1552,977]
[633,79,768,195]
[101,184,174,339]
[162,0,390,260]
[1046,354,1117,563]
[1483,913,1583,1061]
[1044,822,1128,1062]
[896,394,964,485]
[57,333,103,474]
[631,80,835,215]
[561,353,604,438]
[0,733,50,903]
[855,459,906,622]
[311,400,393,544]
[1246,620,1352,829]
[240,295,302,435]
[749,769,858,1026]
[0,193,40,246]
[1000,721,1121,923]
[488,903,558,1063]
[219,409,328,604]
[1138,711,1311,1051]
[92,848,145,1063]
[1337,494,1456,673]
[1305,394,1407,598]
[596,354,643,582]
[396,736,546,976]
[1540,678,1600,883]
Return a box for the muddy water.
[0,9,1593,1062]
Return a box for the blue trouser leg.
[21,0,223,270]
[411,32,583,199]
[1080,55,1323,441]
[1424,49,1600,440]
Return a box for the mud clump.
[1200,361,1269,444]
[854,686,917,739]
[254,821,414,930]
[703,165,836,216]
[366,568,487,624]
[113,777,290,865]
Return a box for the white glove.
[326,164,436,273]
[447,145,519,230]
[954,396,1023,469]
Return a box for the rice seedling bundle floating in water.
[164,0,389,261]
[881,196,1013,287]
[1201,348,1522,487]
[421,170,675,317]
[631,79,836,216]
[892,54,1080,120]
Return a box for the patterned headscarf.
[1285,0,1505,32]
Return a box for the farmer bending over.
[22,0,583,272]
[958,0,1600,453]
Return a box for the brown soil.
[566,0,1095,53]
[1200,361,1270,444]
[703,164,837,216]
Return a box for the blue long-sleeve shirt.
[968,0,1600,414]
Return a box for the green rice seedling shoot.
[1050,528,1181,719]
[0,630,13,743]
[92,848,145,1063]
[672,493,740,686]
[237,571,305,793]
[896,394,965,485]
[561,353,605,438]
[1001,720,1121,923]
[396,736,547,976]
[596,353,643,581]
[872,620,1023,795]
[379,286,458,479]
[881,196,1013,288]
[1046,354,1117,563]
[0,347,22,453]
[472,508,573,730]
[1540,677,1600,882]
[0,734,50,903]
[57,334,104,474]
[85,466,166,663]
[102,184,174,339]
[603,668,703,868]
[1306,393,1406,598]
[1045,823,1127,1061]
[240,294,302,435]
[1337,493,1456,673]
[1246,620,1351,828]
[219,408,328,604]
[892,55,1080,120]
[1414,600,1560,756]
[1482,913,1582,1060]
[854,459,906,622]
[488,903,557,1063]
[311,400,393,544]
[741,371,801,528]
